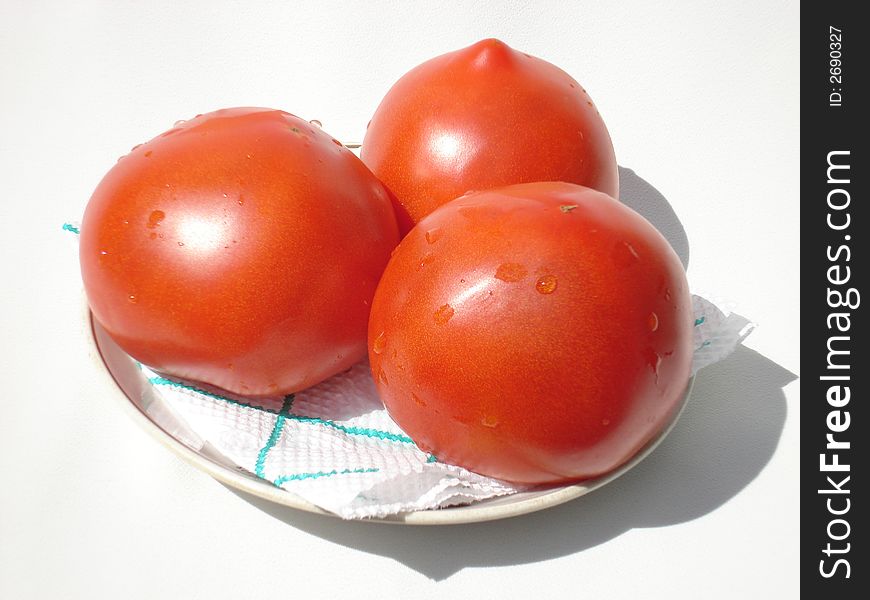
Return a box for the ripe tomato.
[361,38,619,234]
[81,108,399,398]
[368,183,692,485]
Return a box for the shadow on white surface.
[229,346,793,579]
[226,169,794,579]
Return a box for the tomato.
[367,183,692,485]
[361,38,619,234]
[81,108,399,398]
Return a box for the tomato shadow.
[227,345,792,579]
[617,166,690,269]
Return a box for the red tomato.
[368,183,692,484]
[81,108,399,398]
[361,38,619,234]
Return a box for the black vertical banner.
[802,3,866,596]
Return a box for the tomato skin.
[81,108,399,398]
[367,183,691,485]
[361,38,619,234]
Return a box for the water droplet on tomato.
[664,288,672,301]
[144,150,152,157]
[648,312,659,332]
[377,367,388,385]
[309,119,322,128]
[177,241,184,247]
[412,393,426,407]
[174,119,186,126]
[480,415,499,428]
[128,294,138,303]
[425,228,442,244]
[535,275,558,294]
[146,210,165,229]
[434,304,454,325]
[495,263,527,282]
[99,250,108,256]
[417,254,434,271]
[372,332,386,354]
[643,347,662,381]
[601,418,611,426]
[612,241,640,267]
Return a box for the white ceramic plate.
[85,301,694,525]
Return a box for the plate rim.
[84,300,694,525]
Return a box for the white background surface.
[1,1,799,598]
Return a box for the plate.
[85,300,694,525]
